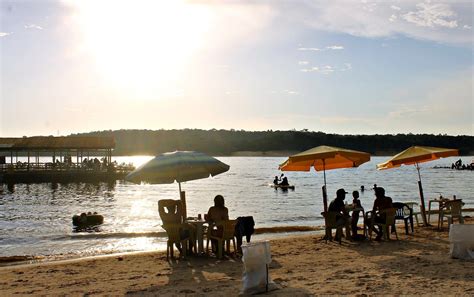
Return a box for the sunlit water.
[0,156,472,259]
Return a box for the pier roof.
[0,136,115,151]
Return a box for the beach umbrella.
[279,145,371,213]
[377,146,458,226]
[126,151,230,218]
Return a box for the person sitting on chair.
[206,195,229,253]
[328,188,351,240]
[365,187,393,241]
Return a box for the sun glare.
[70,0,211,98]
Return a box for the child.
[351,190,362,237]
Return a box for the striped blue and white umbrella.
[126,151,230,185]
[125,151,230,217]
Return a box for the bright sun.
[70,0,211,97]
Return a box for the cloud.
[0,32,11,37]
[402,2,458,28]
[24,24,43,30]
[298,61,309,65]
[463,25,472,29]
[301,63,352,74]
[326,45,344,50]
[294,1,471,46]
[298,47,321,51]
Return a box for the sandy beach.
[1,220,473,296]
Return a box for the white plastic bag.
[241,241,274,294]
[449,224,474,260]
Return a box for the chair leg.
[459,215,464,224]
[404,220,409,235]
[414,214,419,227]
[409,216,414,233]
[206,238,210,254]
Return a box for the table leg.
[196,224,204,254]
[428,201,432,224]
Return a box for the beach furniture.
[279,146,370,241]
[321,212,343,244]
[439,200,464,230]
[185,217,206,254]
[405,201,421,226]
[392,202,414,234]
[368,208,398,241]
[206,219,237,259]
[377,146,459,226]
[162,223,190,260]
[428,197,450,225]
[126,151,230,219]
[235,216,255,253]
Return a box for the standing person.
[351,190,363,237]
[328,188,351,240]
[365,187,393,241]
[206,195,229,253]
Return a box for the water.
[0,156,472,259]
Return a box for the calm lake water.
[0,156,472,259]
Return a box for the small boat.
[270,184,295,190]
[72,212,104,227]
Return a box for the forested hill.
[71,129,474,156]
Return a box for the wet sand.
[1,221,473,296]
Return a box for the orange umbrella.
[377,146,459,226]
[279,145,371,212]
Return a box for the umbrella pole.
[178,182,187,220]
[415,163,429,226]
[322,159,328,213]
[321,159,330,240]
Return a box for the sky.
[0,0,473,137]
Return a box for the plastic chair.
[405,202,421,226]
[159,199,196,254]
[439,200,464,230]
[321,212,345,244]
[162,223,190,260]
[369,208,398,241]
[392,202,414,234]
[206,220,237,259]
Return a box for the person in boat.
[279,176,289,186]
[273,176,280,185]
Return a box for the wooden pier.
[0,136,134,184]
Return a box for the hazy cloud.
[298,47,321,51]
[326,45,344,50]
[402,2,458,28]
[24,24,43,30]
[298,61,309,65]
[0,32,11,37]
[463,25,472,29]
[295,1,471,46]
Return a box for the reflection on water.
[0,156,473,258]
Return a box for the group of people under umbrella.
[125,145,459,255]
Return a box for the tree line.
[71,129,474,156]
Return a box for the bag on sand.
[241,241,277,295]
[449,224,474,260]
